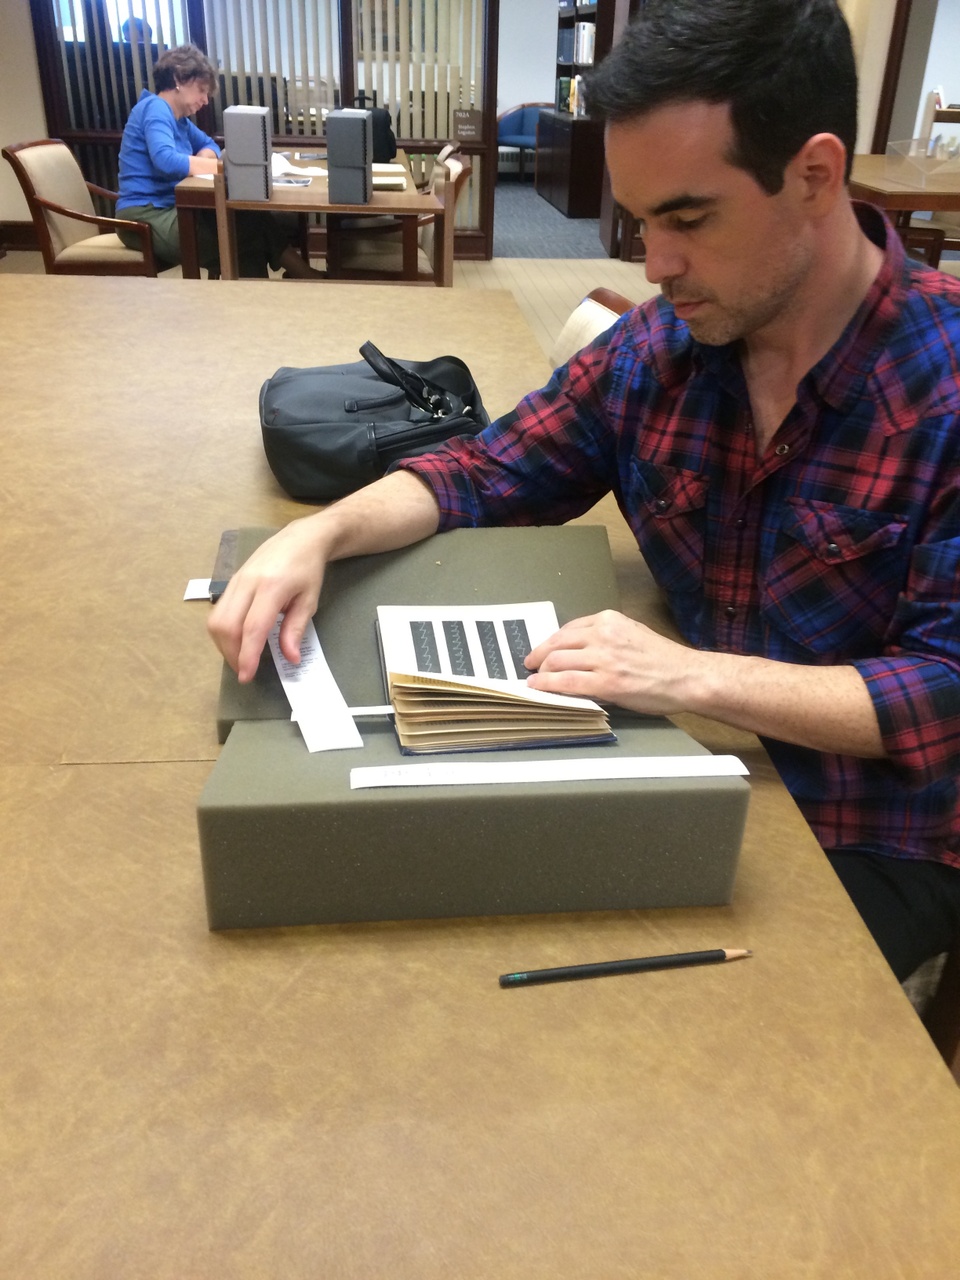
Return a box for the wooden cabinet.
[536,0,639,223]
[536,110,605,218]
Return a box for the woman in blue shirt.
[117,44,320,278]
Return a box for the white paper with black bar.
[376,600,600,712]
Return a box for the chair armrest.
[586,287,635,316]
[86,181,120,203]
[33,194,158,272]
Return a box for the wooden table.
[850,151,960,225]
[2,275,960,1278]
[175,157,442,281]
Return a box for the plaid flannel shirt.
[398,206,960,868]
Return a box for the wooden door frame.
[870,0,914,153]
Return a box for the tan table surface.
[2,275,960,1278]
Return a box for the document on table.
[372,163,408,190]
[268,617,363,752]
[271,153,327,177]
[350,756,750,790]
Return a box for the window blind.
[205,0,341,135]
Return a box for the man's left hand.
[524,609,695,715]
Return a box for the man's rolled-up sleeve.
[394,337,622,531]
[852,532,960,788]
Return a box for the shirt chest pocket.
[628,461,708,595]
[759,498,909,656]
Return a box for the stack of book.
[574,21,595,65]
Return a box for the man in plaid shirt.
[210,0,960,983]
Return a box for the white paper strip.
[350,755,749,790]
[269,618,363,752]
[184,577,212,600]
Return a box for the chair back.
[420,154,470,286]
[497,103,550,146]
[899,224,945,268]
[3,140,97,265]
[549,287,637,368]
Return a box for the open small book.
[376,602,615,754]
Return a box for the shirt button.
[775,443,790,456]
[826,541,840,555]
[655,498,670,512]
[735,517,746,530]
[724,605,737,619]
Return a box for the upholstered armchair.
[2,139,160,276]
[497,103,551,180]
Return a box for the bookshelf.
[536,0,638,220]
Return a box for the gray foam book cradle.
[197,526,749,929]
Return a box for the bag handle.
[359,340,448,416]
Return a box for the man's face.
[605,102,815,346]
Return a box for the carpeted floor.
[493,178,607,259]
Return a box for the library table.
[175,156,441,281]
[850,151,960,225]
[2,275,960,1278]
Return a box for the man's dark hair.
[154,44,218,95]
[584,0,858,194]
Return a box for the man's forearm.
[318,469,442,562]
[526,610,887,760]
[681,650,885,758]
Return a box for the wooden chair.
[414,143,456,191]
[910,211,960,257]
[325,154,471,288]
[548,287,637,368]
[922,948,960,1081]
[2,139,159,276]
[899,223,946,268]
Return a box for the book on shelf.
[376,601,616,754]
[557,26,576,62]
[574,20,595,65]
[556,76,572,113]
[570,75,586,118]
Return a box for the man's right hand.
[206,471,443,683]
[207,514,331,683]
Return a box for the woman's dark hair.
[154,44,218,96]
[585,0,858,193]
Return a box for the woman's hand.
[187,153,219,176]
